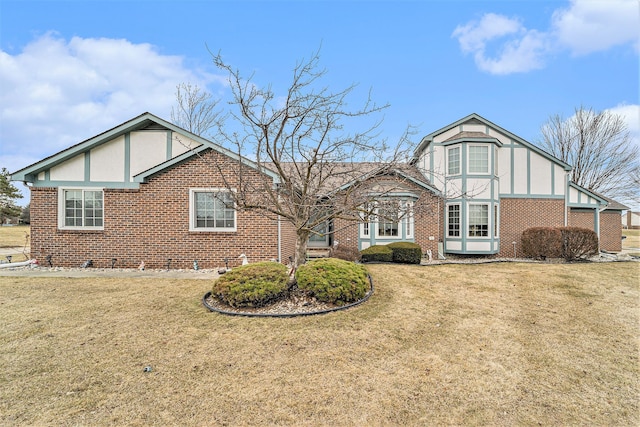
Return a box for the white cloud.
[552,0,639,55]
[452,0,639,75]
[0,33,221,172]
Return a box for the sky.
[1,0,638,207]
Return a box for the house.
[10,112,626,268]
[622,211,640,229]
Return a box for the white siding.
[467,178,492,199]
[498,147,511,193]
[462,124,485,133]
[554,166,566,195]
[130,131,167,179]
[446,241,462,251]
[172,134,201,157]
[50,154,84,181]
[467,241,491,251]
[570,186,579,203]
[90,136,125,182]
[513,148,528,194]
[530,151,551,195]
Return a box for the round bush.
[212,262,289,308]
[360,245,393,263]
[387,241,422,264]
[296,258,369,305]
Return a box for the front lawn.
[1,262,638,425]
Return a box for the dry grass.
[1,262,638,426]
[0,225,30,262]
[623,229,640,249]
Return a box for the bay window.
[469,145,489,174]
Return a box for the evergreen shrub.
[212,262,289,308]
[360,245,393,263]
[296,258,369,305]
[387,241,422,264]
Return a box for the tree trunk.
[293,230,310,270]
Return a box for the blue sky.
[1,0,638,206]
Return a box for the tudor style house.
[11,112,626,268]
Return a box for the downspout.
[597,204,607,252]
[564,173,570,226]
[277,215,282,263]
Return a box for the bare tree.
[205,50,414,269]
[538,106,639,202]
[170,82,221,137]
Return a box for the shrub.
[360,245,393,263]
[559,227,599,261]
[296,258,369,305]
[387,241,422,264]
[521,227,563,259]
[212,262,289,308]
[330,245,362,262]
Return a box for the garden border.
[202,275,375,318]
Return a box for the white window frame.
[58,187,104,230]
[189,188,237,232]
[446,203,461,237]
[468,203,489,238]
[447,146,461,176]
[468,145,489,174]
[402,201,414,239]
[373,200,414,240]
[494,204,500,238]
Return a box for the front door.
[308,221,330,247]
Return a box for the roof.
[411,113,572,171]
[588,190,630,211]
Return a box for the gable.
[10,112,279,188]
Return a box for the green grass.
[1,262,638,426]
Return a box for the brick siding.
[30,150,280,269]
[599,211,623,252]
[498,198,565,257]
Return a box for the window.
[447,204,460,237]
[377,203,399,237]
[59,189,103,229]
[469,145,489,174]
[468,204,489,237]
[190,189,236,231]
[402,201,414,238]
[447,146,460,175]
[494,204,499,237]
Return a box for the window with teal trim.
[447,146,460,175]
[468,204,489,237]
[469,146,489,174]
[447,204,460,237]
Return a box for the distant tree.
[202,49,414,270]
[170,82,221,137]
[0,167,22,224]
[538,106,639,202]
[20,203,30,224]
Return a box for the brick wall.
[30,150,281,269]
[600,211,623,252]
[568,209,594,230]
[499,198,565,257]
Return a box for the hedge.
[387,241,422,264]
[522,226,599,261]
[360,245,393,263]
